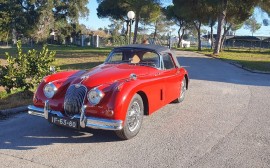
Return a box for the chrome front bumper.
[28,101,123,131]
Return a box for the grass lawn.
[178,47,270,72]
[50,45,111,70]
[0,45,111,69]
[0,45,112,110]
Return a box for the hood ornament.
[81,75,89,80]
[129,73,137,80]
[79,74,89,84]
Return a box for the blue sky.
[79,1,270,36]
[79,1,110,30]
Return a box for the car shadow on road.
[0,116,122,150]
[178,56,270,87]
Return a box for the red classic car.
[28,44,189,140]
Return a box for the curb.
[0,106,28,116]
[204,54,270,74]
[228,61,270,74]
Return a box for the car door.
[159,52,181,104]
[138,50,168,113]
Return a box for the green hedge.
[0,41,56,93]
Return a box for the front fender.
[109,80,145,121]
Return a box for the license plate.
[50,116,79,129]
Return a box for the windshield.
[105,48,160,68]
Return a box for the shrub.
[0,41,56,93]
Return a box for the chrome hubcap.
[127,101,141,132]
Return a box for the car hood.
[74,63,156,87]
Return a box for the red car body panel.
[33,65,187,121]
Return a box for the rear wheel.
[173,78,187,103]
[115,94,144,140]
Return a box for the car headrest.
[131,54,140,64]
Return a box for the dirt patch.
[0,90,33,110]
[0,86,5,92]
[0,58,7,65]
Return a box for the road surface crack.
[0,152,52,167]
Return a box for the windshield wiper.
[106,60,130,64]
[138,62,158,68]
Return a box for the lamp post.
[127,11,135,44]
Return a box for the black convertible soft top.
[114,44,181,68]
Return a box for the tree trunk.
[177,28,181,48]
[5,87,11,94]
[180,28,185,47]
[177,19,185,48]
[220,36,225,51]
[210,24,214,50]
[214,15,225,55]
[153,21,157,41]
[194,21,202,51]
[220,24,231,51]
[6,30,10,46]
[198,28,201,51]
[214,0,228,55]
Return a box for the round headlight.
[87,88,104,105]
[43,82,57,98]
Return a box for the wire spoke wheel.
[127,101,141,132]
[115,94,144,140]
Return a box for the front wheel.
[115,94,144,140]
[173,78,187,103]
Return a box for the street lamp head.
[127,11,135,20]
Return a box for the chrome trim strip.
[85,117,123,130]
[44,100,49,119]
[28,105,123,131]
[80,105,87,128]
[28,108,45,117]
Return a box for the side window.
[108,52,123,62]
[141,52,160,68]
[162,53,175,70]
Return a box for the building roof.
[262,37,270,42]
[228,36,262,41]
[203,35,270,41]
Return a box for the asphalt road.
[1,51,270,168]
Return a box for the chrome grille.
[64,84,87,117]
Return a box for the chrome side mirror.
[49,66,55,73]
